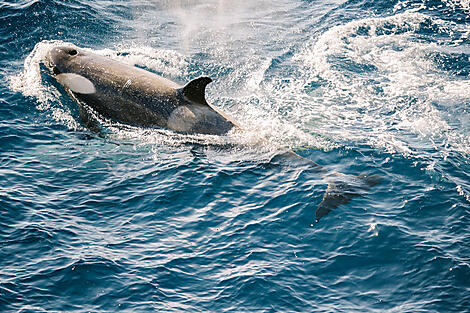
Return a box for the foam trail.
[288,12,470,158]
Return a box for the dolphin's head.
[46,46,81,75]
[45,46,96,95]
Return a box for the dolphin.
[44,45,380,222]
[46,46,236,135]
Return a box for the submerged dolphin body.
[44,45,380,222]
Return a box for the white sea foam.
[443,0,470,12]
[290,12,470,157]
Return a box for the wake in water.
[294,12,470,159]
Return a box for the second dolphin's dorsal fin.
[180,77,212,105]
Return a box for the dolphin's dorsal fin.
[180,77,212,105]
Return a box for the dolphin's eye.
[53,67,61,75]
[68,49,78,56]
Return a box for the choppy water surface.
[1,0,470,312]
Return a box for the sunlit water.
[1,0,470,312]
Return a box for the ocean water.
[1,0,470,311]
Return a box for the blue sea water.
[1,0,470,311]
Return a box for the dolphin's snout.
[47,47,61,67]
[47,47,63,74]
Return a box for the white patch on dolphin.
[56,73,96,94]
[167,106,198,132]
